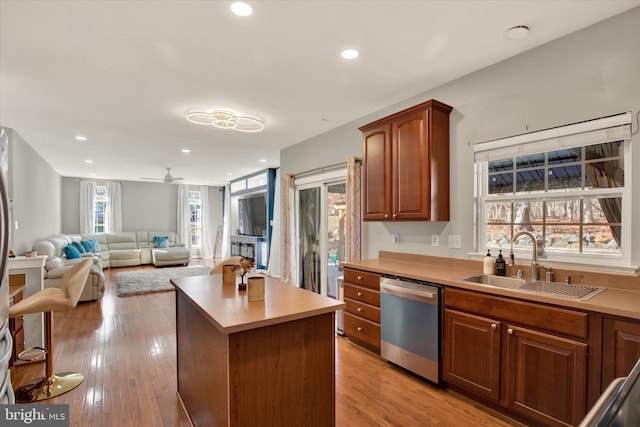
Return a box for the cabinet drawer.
[344,284,380,307]
[446,288,588,339]
[345,298,380,323]
[344,312,380,352]
[344,268,381,290]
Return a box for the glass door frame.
[294,168,346,297]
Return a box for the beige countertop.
[343,253,640,320]
[171,274,345,334]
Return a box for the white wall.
[61,177,224,249]
[280,7,640,266]
[6,128,61,254]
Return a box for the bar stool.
[9,258,91,402]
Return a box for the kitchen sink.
[458,274,605,301]
[458,274,526,289]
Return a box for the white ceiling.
[2,1,639,186]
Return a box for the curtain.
[177,184,192,251]
[199,186,214,258]
[106,181,122,233]
[221,185,230,258]
[345,156,362,262]
[585,142,623,247]
[281,173,296,286]
[267,169,282,278]
[79,181,96,234]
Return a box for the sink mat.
[520,281,605,301]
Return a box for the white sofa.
[33,231,191,301]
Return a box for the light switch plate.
[431,234,440,246]
[448,234,462,248]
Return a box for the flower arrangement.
[233,257,255,290]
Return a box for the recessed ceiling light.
[84,159,94,164]
[505,25,530,40]
[181,149,191,153]
[259,159,267,162]
[226,172,233,176]
[75,136,88,141]
[341,49,359,60]
[231,2,252,16]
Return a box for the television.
[238,194,267,236]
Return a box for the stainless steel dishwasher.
[380,276,442,384]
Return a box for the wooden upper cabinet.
[360,99,453,222]
[362,123,392,220]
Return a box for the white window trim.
[473,113,635,273]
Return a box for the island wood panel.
[175,288,336,427]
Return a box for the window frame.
[474,113,633,271]
[188,190,202,247]
[94,184,108,234]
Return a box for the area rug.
[115,266,212,297]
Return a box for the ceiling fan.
[141,167,185,184]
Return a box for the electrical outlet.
[448,234,462,249]
[431,234,440,246]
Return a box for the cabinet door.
[362,123,392,220]
[602,318,640,388]
[506,325,587,427]
[391,110,430,220]
[444,309,501,401]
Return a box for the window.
[94,185,108,233]
[189,190,202,247]
[474,113,632,268]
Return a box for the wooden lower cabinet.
[343,267,381,354]
[506,325,587,426]
[444,309,501,401]
[444,288,589,427]
[602,317,640,388]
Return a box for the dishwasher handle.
[380,279,439,305]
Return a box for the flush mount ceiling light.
[341,49,359,59]
[505,25,530,40]
[75,135,88,141]
[186,109,264,133]
[231,2,252,16]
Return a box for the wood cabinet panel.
[602,317,640,388]
[362,124,392,220]
[343,268,381,290]
[445,287,588,339]
[360,99,452,222]
[344,284,380,307]
[506,325,587,427]
[344,298,380,323]
[444,309,501,401]
[344,312,381,352]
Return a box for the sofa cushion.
[72,241,87,253]
[153,236,169,248]
[45,256,65,270]
[64,244,81,259]
[81,239,98,253]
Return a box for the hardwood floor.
[10,260,521,426]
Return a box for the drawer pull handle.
[357,276,363,281]
[357,292,363,296]
[507,328,514,335]
[491,323,497,330]
[357,307,363,312]
[357,327,363,332]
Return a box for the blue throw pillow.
[81,239,97,253]
[64,244,81,259]
[72,241,86,253]
[153,236,169,248]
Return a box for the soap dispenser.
[495,250,506,276]
[483,250,494,275]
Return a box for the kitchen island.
[171,274,345,427]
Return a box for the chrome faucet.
[511,231,539,281]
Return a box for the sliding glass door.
[295,170,346,298]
